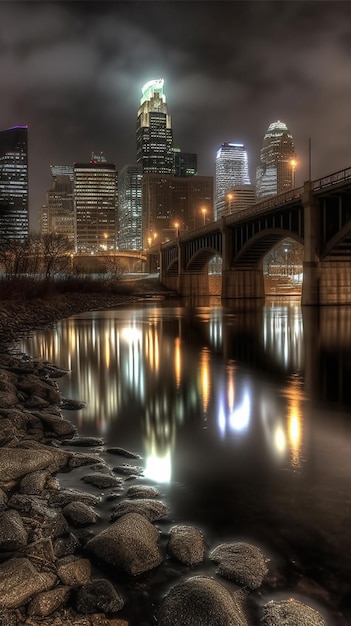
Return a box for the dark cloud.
[1,0,351,229]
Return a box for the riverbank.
[0,282,329,625]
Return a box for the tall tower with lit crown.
[256,120,296,199]
[136,79,173,174]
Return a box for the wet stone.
[126,484,159,499]
[62,436,104,447]
[210,541,269,589]
[111,498,168,522]
[113,463,144,477]
[261,598,327,626]
[63,501,99,527]
[27,584,71,617]
[81,472,123,489]
[57,556,91,587]
[49,488,101,508]
[0,509,28,551]
[76,578,124,614]
[0,557,57,609]
[167,524,206,566]
[106,446,141,459]
[54,532,81,558]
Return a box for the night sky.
[1,0,351,230]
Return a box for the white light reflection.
[229,391,250,432]
[144,451,172,483]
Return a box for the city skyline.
[1,1,351,230]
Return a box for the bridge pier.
[222,268,265,300]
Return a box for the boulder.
[27,585,71,617]
[0,448,64,484]
[167,525,205,566]
[261,597,327,626]
[57,556,91,587]
[126,485,159,499]
[210,541,269,589]
[63,501,99,526]
[76,578,124,614]
[0,557,57,609]
[81,473,123,489]
[157,575,248,626]
[0,509,28,551]
[85,512,162,576]
[111,498,168,522]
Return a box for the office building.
[0,126,29,240]
[136,78,173,174]
[74,157,117,253]
[40,165,74,242]
[118,164,143,250]
[256,120,296,199]
[216,184,256,219]
[142,173,213,246]
[215,142,251,218]
[173,148,197,177]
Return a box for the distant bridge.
[155,166,351,305]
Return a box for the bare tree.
[40,233,73,278]
[104,255,127,279]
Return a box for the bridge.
[156,166,351,305]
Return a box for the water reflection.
[21,302,313,484]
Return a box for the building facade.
[74,158,117,253]
[40,165,74,242]
[215,142,251,218]
[118,164,143,250]
[0,126,29,240]
[136,79,173,174]
[256,120,296,199]
[173,148,197,177]
[216,184,256,219]
[142,173,214,246]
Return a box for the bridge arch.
[232,228,304,268]
[322,219,351,260]
[186,247,221,272]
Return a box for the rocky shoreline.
[0,290,329,625]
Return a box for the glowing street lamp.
[290,158,297,188]
[147,236,152,248]
[174,222,180,237]
[201,207,207,226]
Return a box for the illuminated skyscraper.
[173,148,197,177]
[0,126,29,239]
[256,120,295,199]
[40,165,74,242]
[118,164,143,250]
[136,78,173,174]
[74,156,117,253]
[215,142,251,218]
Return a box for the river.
[19,296,351,625]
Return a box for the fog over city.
[1,0,350,228]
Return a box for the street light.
[201,207,207,226]
[147,236,152,248]
[174,222,180,237]
[290,158,297,188]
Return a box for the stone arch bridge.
[155,167,351,305]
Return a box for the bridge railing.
[223,186,304,226]
[311,166,351,191]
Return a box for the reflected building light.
[218,400,226,437]
[285,383,303,468]
[200,347,211,418]
[174,337,181,388]
[144,450,172,483]
[227,363,235,413]
[229,391,250,432]
[274,424,287,456]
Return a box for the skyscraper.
[173,148,197,177]
[118,164,143,250]
[215,143,251,218]
[74,156,117,253]
[256,120,295,199]
[40,165,74,242]
[136,79,173,174]
[0,126,29,240]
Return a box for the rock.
[0,509,28,551]
[261,598,327,626]
[62,436,104,447]
[85,512,163,576]
[54,532,81,558]
[49,488,101,508]
[60,398,87,410]
[0,391,18,408]
[76,578,124,614]
[0,447,66,484]
[68,452,101,468]
[0,557,57,609]
[167,525,205,566]
[157,575,248,626]
[106,447,141,459]
[25,537,56,568]
[17,376,61,404]
[210,541,269,589]
[19,470,48,495]
[81,473,123,489]
[113,463,144,476]
[63,501,99,526]
[111,498,168,522]
[57,556,91,587]
[126,485,159,499]
[36,413,77,438]
[27,585,71,617]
